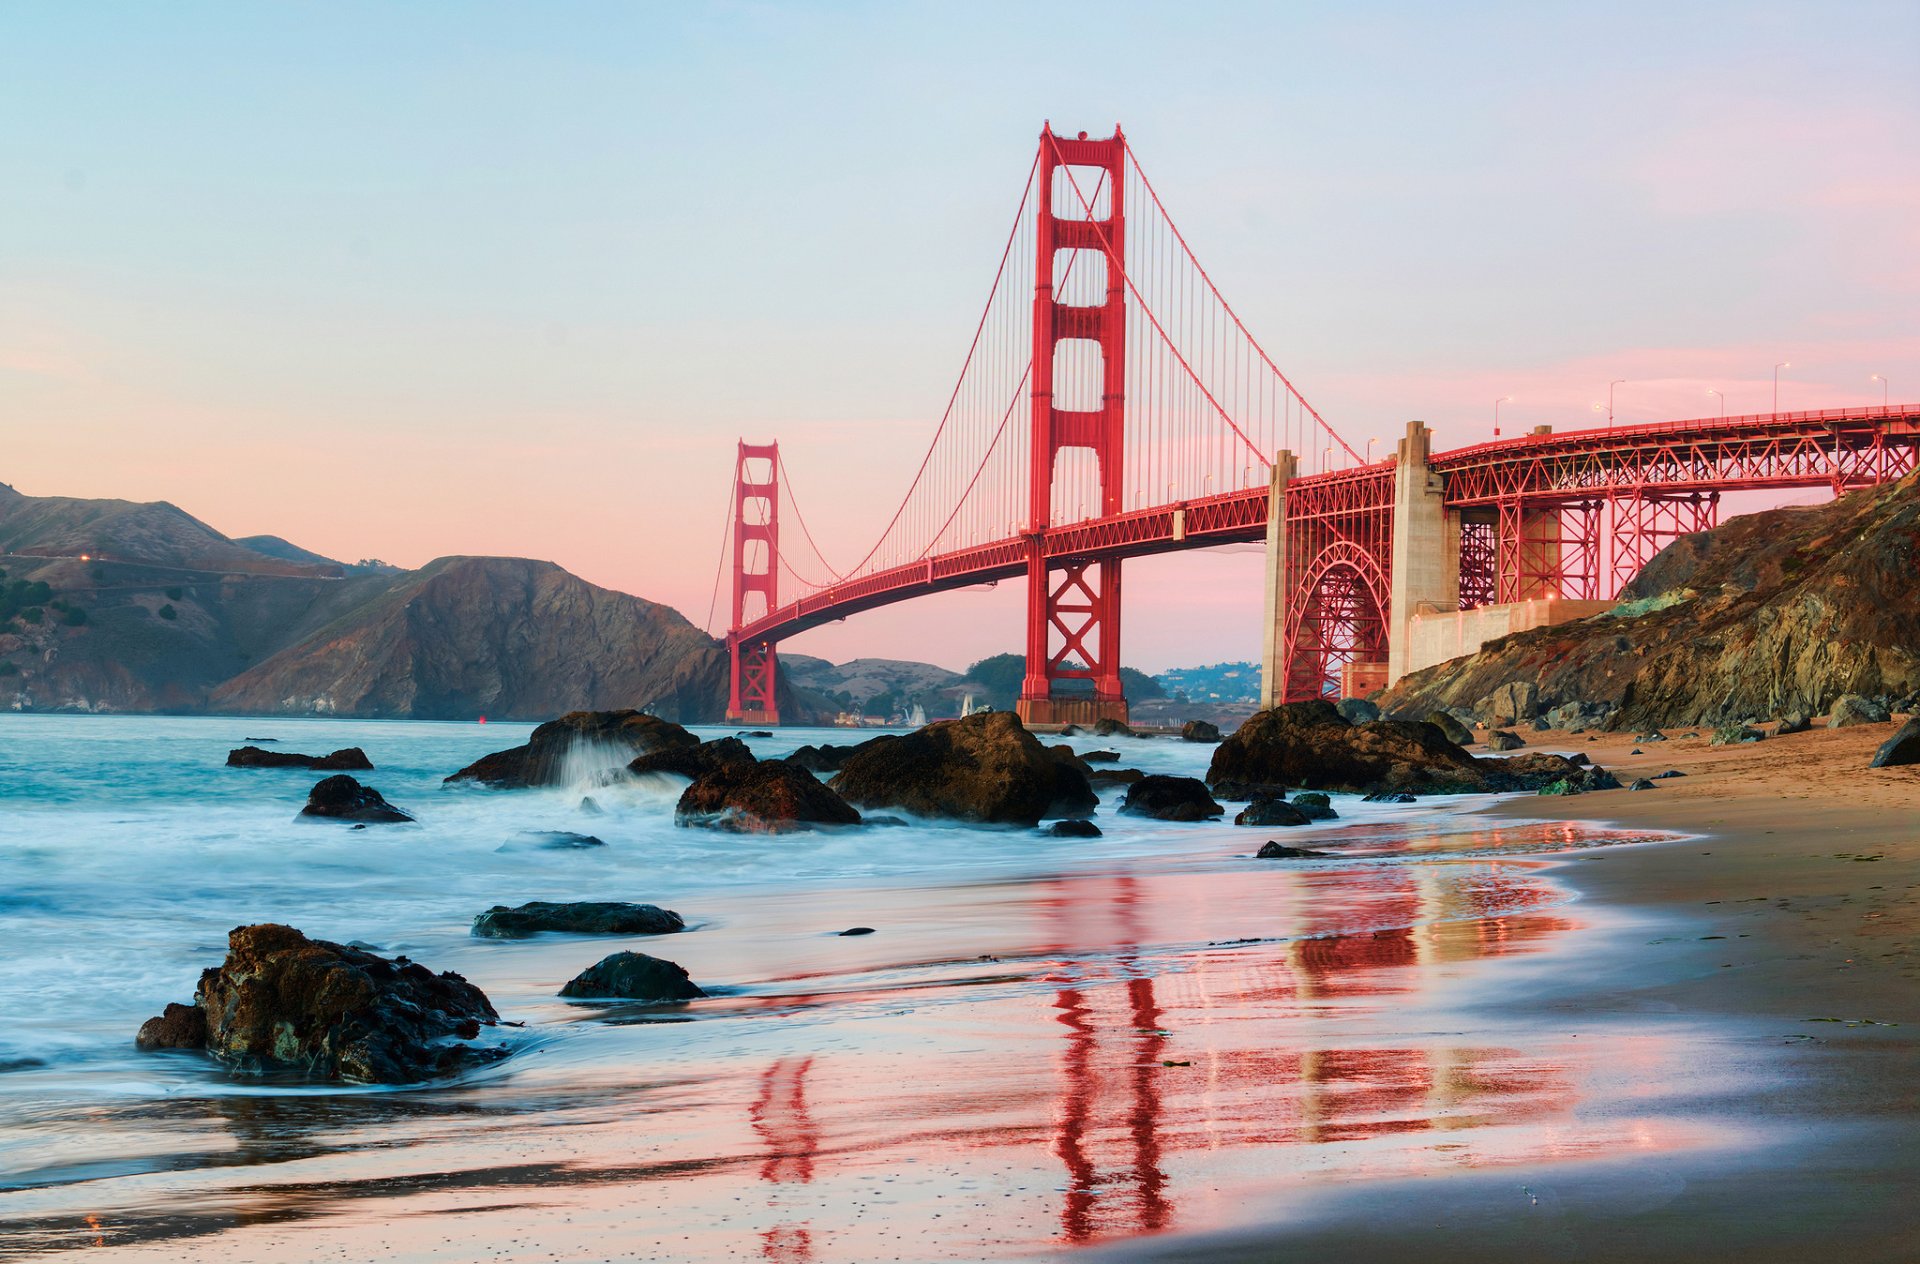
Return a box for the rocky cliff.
[1377,472,1920,729]
[0,484,729,721]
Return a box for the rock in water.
[495,831,607,852]
[1869,718,1920,768]
[471,901,684,938]
[676,761,861,833]
[135,924,504,1084]
[628,735,756,779]
[559,952,705,1002]
[1120,775,1224,822]
[1336,698,1380,724]
[1044,818,1103,838]
[827,712,1096,826]
[1234,795,1309,827]
[1829,695,1892,728]
[446,710,698,788]
[784,739,883,773]
[298,775,414,823]
[1087,767,1144,787]
[1081,749,1122,763]
[1425,711,1475,746]
[1209,701,1491,796]
[1486,729,1525,751]
[1256,841,1332,859]
[1091,717,1136,738]
[1181,720,1222,743]
[227,746,374,771]
[1289,792,1339,821]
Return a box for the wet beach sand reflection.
[0,821,1718,1261]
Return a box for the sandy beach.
[1101,719,1920,1263]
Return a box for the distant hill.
[0,485,729,721]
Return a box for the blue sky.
[3,2,1915,670]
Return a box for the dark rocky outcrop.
[827,712,1096,826]
[1377,473,1920,731]
[1289,792,1339,821]
[1181,720,1222,743]
[1091,718,1136,738]
[1209,701,1490,795]
[1486,730,1525,751]
[297,775,414,823]
[1044,818,1104,838]
[1363,791,1417,804]
[676,760,861,833]
[471,901,685,939]
[559,952,705,1002]
[1234,795,1309,828]
[447,710,697,788]
[629,735,756,780]
[1081,749,1122,763]
[1256,841,1332,859]
[1087,767,1145,787]
[1870,718,1920,769]
[1776,712,1812,735]
[1829,695,1891,728]
[227,746,374,771]
[785,739,883,774]
[1119,775,1224,822]
[135,924,505,1083]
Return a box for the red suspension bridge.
[719,125,1920,726]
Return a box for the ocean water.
[0,715,1718,1260]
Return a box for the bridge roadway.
[732,403,1920,653]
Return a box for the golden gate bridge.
[716,125,1920,725]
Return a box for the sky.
[2,2,1915,673]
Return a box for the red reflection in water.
[752,1057,818,1260]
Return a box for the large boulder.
[1234,794,1309,828]
[227,746,374,771]
[1181,720,1222,743]
[1425,710,1475,746]
[676,761,861,833]
[827,712,1097,825]
[1486,729,1525,751]
[1546,701,1615,733]
[560,952,705,1002]
[1776,712,1812,735]
[1870,718,1920,768]
[1829,695,1892,728]
[1119,775,1224,822]
[629,736,755,780]
[446,711,697,788]
[1336,698,1380,724]
[1208,701,1490,796]
[135,924,505,1084]
[297,775,414,824]
[472,901,685,939]
[1486,682,1540,726]
[1091,717,1136,738]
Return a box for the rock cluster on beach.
[1374,472,1920,731]
[136,923,507,1084]
[826,711,1096,826]
[676,760,863,832]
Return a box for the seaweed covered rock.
[297,775,414,823]
[446,710,697,788]
[136,924,505,1084]
[1119,775,1224,822]
[629,736,756,780]
[676,760,861,833]
[472,901,684,939]
[228,746,374,771]
[559,952,705,1002]
[827,712,1096,826]
[1208,701,1490,796]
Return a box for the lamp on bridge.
[1493,396,1511,438]
[1872,373,1889,407]
[1708,388,1726,417]
[1773,362,1790,414]
[1607,379,1626,427]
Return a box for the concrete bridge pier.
[1385,421,1460,685]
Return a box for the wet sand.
[1101,719,1920,1263]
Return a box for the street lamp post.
[1708,388,1725,417]
[1494,395,1511,438]
[1608,380,1626,427]
[1871,374,1888,407]
[1773,362,1790,413]
[1365,436,1378,463]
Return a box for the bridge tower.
[1018,125,1130,729]
[726,441,780,725]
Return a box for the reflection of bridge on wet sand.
[745,841,1586,1257]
